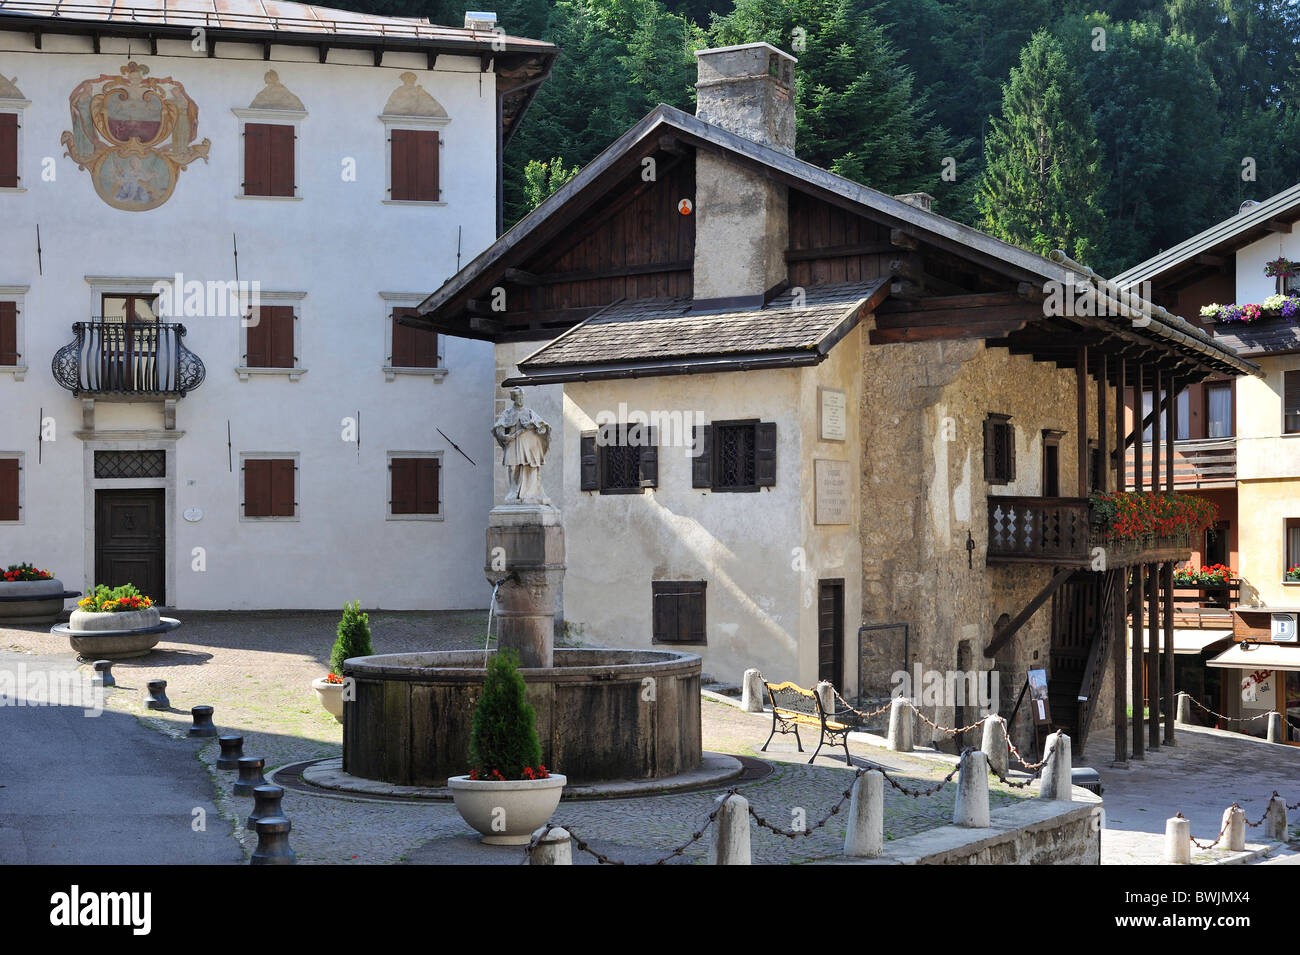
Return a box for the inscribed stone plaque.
[814,459,851,525]
[819,387,847,442]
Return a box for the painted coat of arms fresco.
[61,61,210,211]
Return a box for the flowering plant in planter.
[1173,563,1235,586]
[3,563,53,582]
[1088,491,1218,542]
[77,583,154,613]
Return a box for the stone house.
[415,42,1256,758]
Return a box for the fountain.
[343,388,704,786]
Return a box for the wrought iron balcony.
[52,321,205,397]
[987,495,1191,568]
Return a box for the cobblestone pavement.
[2,612,1038,864]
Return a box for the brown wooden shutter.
[243,459,271,516]
[692,425,712,488]
[267,124,295,197]
[271,459,296,516]
[391,129,438,201]
[580,431,598,490]
[243,123,268,196]
[755,422,777,487]
[0,458,19,521]
[639,426,658,488]
[1286,371,1300,433]
[0,113,17,188]
[417,458,440,513]
[390,458,415,513]
[0,301,17,365]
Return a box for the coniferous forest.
[345,0,1300,276]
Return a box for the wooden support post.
[1077,346,1089,498]
[1097,354,1108,493]
[1131,562,1145,759]
[1148,561,1160,750]
[1163,561,1175,745]
[1113,567,1128,764]
[1115,360,1126,492]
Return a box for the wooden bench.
[761,681,859,764]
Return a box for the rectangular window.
[0,112,17,188]
[1285,371,1300,435]
[0,455,20,521]
[390,307,439,369]
[983,413,1015,485]
[1206,382,1233,438]
[0,301,17,366]
[242,457,297,518]
[243,122,295,197]
[245,305,295,368]
[580,425,658,493]
[389,455,441,516]
[390,129,439,201]
[652,580,706,644]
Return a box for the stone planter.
[448,773,567,845]
[312,677,345,723]
[63,607,168,660]
[0,578,72,624]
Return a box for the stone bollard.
[1221,805,1246,852]
[233,756,268,796]
[886,697,913,752]
[1264,793,1288,842]
[217,735,245,770]
[740,669,766,713]
[1164,815,1191,864]
[708,793,751,865]
[529,826,573,865]
[247,785,285,830]
[188,705,218,738]
[844,770,884,858]
[1176,691,1192,725]
[980,715,1009,780]
[250,816,296,865]
[90,660,115,688]
[1267,712,1284,744]
[1038,731,1073,801]
[144,679,169,710]
[953,750,991,828]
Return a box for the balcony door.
[101,294,159,392]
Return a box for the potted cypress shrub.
[448,650,566,845]
[313,601,372,722]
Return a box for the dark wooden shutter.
[271,459,296,516]
[639,426,658,488]
[755,422,777,487]
[243,122,268,196]
[243,459,271,517]
[0,458,19,521]
[391,129,438,201]
[0,113,17,188]
[390,458,415,513]
[580,431,598,490]
[267,124,295,197]
[417,458,440,514]
[692,425,712,488]
[1286,371,1300,434]
[0,301,17,365]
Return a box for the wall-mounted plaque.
[819,387,847,442]
[814,459,851,525]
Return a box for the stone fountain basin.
[342,648,702,786]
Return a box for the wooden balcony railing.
[52,321,205,397]
[987,495,1191,568]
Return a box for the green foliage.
[468,649,544,779]
[523,156,581,210]
[330,601,374,675]
[978,30,1109,264]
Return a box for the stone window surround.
[379,291,446,382]
[0,96,30,194]
[236,290,308,382]
[386,450,445,522]
[0,450,23,524]
[378,113,449,207]
[239,451,300,523]
[0,284,29,380]
[232,107,306,202]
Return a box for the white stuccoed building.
[0,1,554,609]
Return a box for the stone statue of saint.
[492,387,552,505]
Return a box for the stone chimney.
[691,43,797,306]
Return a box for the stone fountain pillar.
[485,387,564,669]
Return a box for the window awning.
[1207,641,1300,672]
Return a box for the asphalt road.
[0,650,242,864]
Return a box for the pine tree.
[978,30,1109,267]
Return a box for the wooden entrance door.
[94,489,165,604]
[818,579,845,690]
